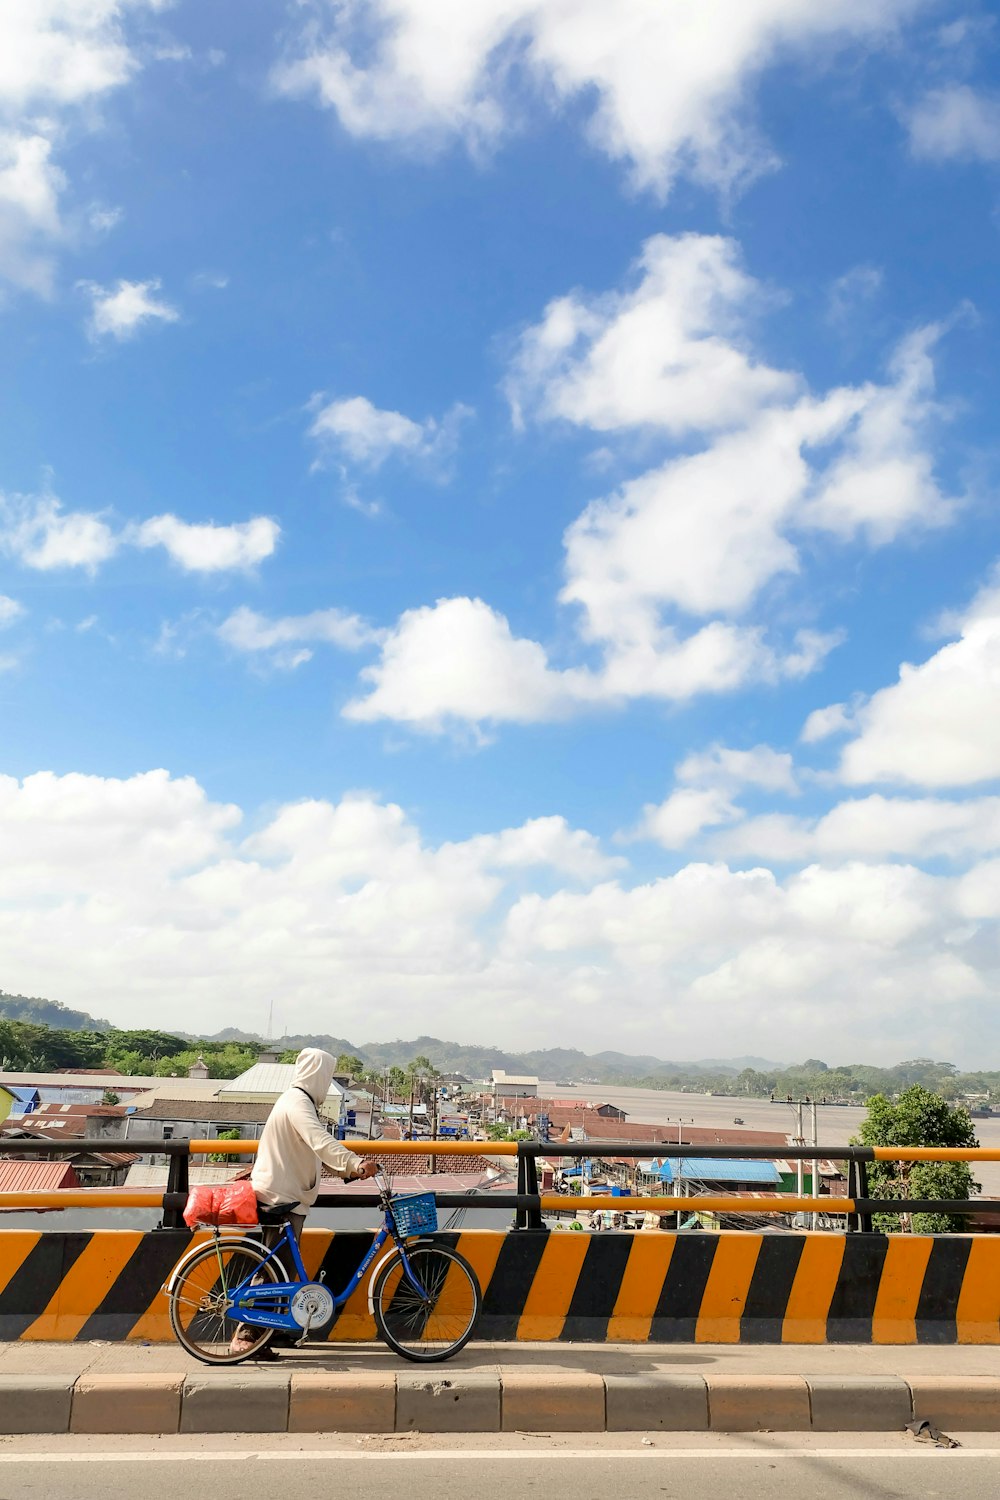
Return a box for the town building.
[490,1070,538,1098]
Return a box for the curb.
[2,1372,1000,1435]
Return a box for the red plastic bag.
[183,1181,259,1228]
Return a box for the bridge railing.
[2,1135,999,1230]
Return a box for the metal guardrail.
[2,1136,999,1231]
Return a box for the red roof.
[0,1160,80,1193]
[30,1102,128,1117]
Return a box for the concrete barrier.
[0,1370,998,1434]
[2,1227,1000,1345]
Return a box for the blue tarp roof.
[639,1158,781,1185]
[7,1087,39,1105]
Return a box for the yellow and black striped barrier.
[2,1227,1000,1345]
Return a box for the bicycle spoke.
[373,1246,480,1361]
[168,1242,279,1365]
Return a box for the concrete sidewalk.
[0,1343,999,1435]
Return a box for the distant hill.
[199,1030,784,1083]
[0,994,783,1081]
[0,991,112,1031]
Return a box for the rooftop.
[220,1064,346,1100]
[0,1160,80,1195]
[129,1098,274,1123]
[637,1157,782,1185]
[0,1071,222,1097]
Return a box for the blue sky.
[3,1,1000,1063]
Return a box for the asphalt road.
[540,1082,1000,1196]
[1,1434,997,1499]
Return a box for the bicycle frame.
[217,1184,427,1337]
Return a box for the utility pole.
[811,1100,819,1231]
[774,1097,821,1229]
[665,1117,693,1229]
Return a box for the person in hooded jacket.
[230,1047,377,1358]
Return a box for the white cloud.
[0,130,65,293]
[460,815,624,882]
[677,743,797,793]
[83,277,179,340]
[798,325,956,543]
[308,394,470,471]
[342,234,951,737]
[343,595,836,733]
[0,4,164,290]
[131,515,280,572]
[0,3,154,113]
[507,233,796,435]
[838,611,1000,789]
[274,0,925,199]
[0,492,118,571]
[3,765,999,1060]
[714,794,1000,863]
[827,264,883,324]
[636,787,743,849]
[0,491,280,577]
[632,741,797,848]
[218,604,382,669]
[906,85,1000,163]
[0,595,25,627]
[560,401,822,626]
[343,596,591,734]
[801,700,856,743]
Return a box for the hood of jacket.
[292,1047,337,1106]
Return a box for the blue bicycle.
[165,1171,481,1365]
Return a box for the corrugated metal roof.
[124,1164,245,1187]
[638,1158,781,1184]
[220,1064,345,1099]
[1,1071,221,1095]
[0,1160,79,1192]
[130,1098,273,1122]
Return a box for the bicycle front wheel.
[168,1238,281,1365]
[372,1243,481,1362]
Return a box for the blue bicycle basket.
[391,1192,438,1237]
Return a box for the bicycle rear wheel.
[372,1243,480,1362]
[168,1239,281,1365]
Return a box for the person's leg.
[231,1218,301,1355]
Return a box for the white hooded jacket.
[250,1049,363,1211]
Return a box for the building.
[0,1127,137,1188]
[123,1096,274,1145]
[0,1070,221,1106]
[219,1063,350,1126]
[0,1085,13,1126]
[490,1070,538,1099]
[5,1086,40,1117]
[644,1157,782,1191]
[16,1101,133,1140]
[0,1159,80,1204]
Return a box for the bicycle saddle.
[256,1201,298,1224]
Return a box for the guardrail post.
[160,1144,190,1230]
[515,1144,544,1230]
[856,1158,873,1234]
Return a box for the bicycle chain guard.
[290,1282,335,1329]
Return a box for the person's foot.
[229,1336,278,1360]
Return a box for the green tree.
[101,1089,120,1106]
[208,1127,242,1164]
[335,1053,365,1079]
[857,1085,979,1233]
